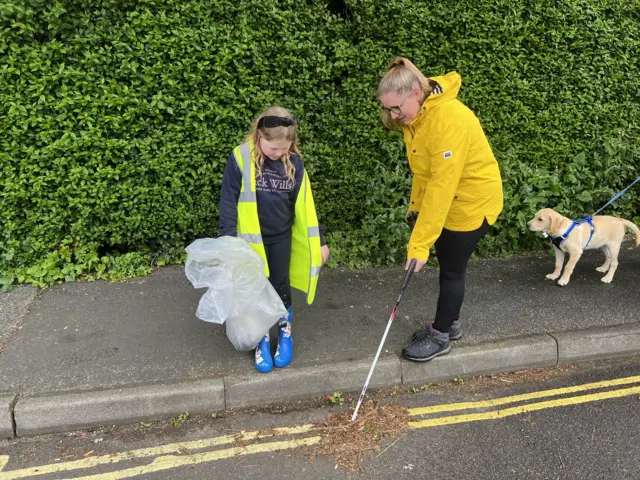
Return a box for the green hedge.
[1,0,639,290]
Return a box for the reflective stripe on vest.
[238,233,263,244]
[238,191,256,202]
[238,142,256,202]
[308,223,322,278]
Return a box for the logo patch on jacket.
[443,151,453,159]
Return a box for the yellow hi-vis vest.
[233,141,323,304]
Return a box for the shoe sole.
[403,343,452,362]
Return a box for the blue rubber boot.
[274,307,293,368]
[254,333,273,373]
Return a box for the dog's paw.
[595,266,608,273]
[557,278,569,287]
[600,276,613,284]
[545,273,560,280]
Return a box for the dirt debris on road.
[308,401,409,472]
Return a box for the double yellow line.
[409,375,640,429]
[0,425,319,480]
[1,375,639,479]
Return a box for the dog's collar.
[545,216,594,249]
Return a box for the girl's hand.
[321,245,330,264]
[405,258,426,272]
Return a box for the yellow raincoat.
[404,72,503,261]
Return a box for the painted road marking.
[67,437,322,480]
[2,375,640,479]
[65,437,320,480]
[409,385,640,429]
[409,374,640,416]
[0,425,314,480]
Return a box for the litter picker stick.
[351,258,417,421]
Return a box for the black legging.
[264,235,292,310]
[432,219,489,333]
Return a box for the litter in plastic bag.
[185,236,287,351]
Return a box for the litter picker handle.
[402,259,418,291]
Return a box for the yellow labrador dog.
[527,208,640,286]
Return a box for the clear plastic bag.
[185,236,287,351]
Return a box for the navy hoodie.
[219,152,326,245]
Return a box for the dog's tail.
[620,219,640,246]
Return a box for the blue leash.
[592,174,640,216]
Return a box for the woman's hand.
[321,245,330,264]
[405,258,426,273]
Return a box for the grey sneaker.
[411,320,462,343]
[449,320,462,341]
[403,326,451,362]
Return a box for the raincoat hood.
[410,71,462,127]
[426,71,462,106]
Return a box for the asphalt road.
[1,356,639,480]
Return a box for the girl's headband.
[257,116,296,129]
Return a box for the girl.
[219,106,330,373]
[377,58,503,362]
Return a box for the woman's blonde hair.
[377,57,432,130]
[246,106,300,184]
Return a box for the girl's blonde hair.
[377,57,432,130]
[246,106,301,184]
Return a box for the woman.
[377,58,503,362]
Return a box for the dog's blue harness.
[547,216,595,249]
[541,174,639,250]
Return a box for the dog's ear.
[549,213,562,234]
